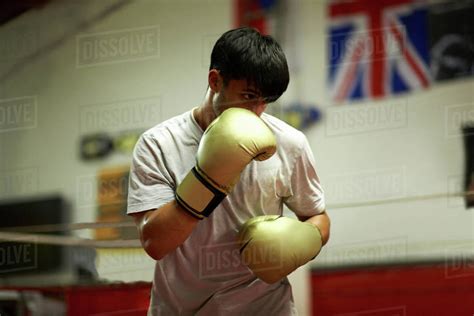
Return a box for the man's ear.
[208,69,223,93]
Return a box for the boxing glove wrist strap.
[175,166,227,220]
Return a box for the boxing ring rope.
[0,190,471,248]
[327,190,472,209]
[0,231,140,248]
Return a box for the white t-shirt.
[127,109,325,315]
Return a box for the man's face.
[212,79,267,117]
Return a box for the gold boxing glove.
[176,108,276,219]
[238,215,322,284]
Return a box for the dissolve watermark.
[199,242,247,279]
[0,167,38,197]
[445,102,474,138]
[329,26,405,66]
[0,96,37,133]
[324,166,406,205]
[318,237,408,267]
[76,172,129,208]
[325,101,408,137]
[97,249,152,275]
[198,239,283,279]
[445,244,474,279]
[76,25,160,67]
[0,241,37,274]
[79,96,161,134]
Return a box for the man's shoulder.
[142,110,194,140]
[261,113,306,147]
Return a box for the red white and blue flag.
[328,0,431,103]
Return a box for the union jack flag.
[328,0,431,103]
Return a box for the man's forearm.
[134,200,199,260]
[300,211,330,245]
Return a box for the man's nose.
[252,101,267,117]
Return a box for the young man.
[127,27,330,315]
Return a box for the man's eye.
[242,94,257,100]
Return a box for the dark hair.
[210,27,289,103]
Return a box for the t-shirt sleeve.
[283,134,326,217]
[127,133,175,215]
